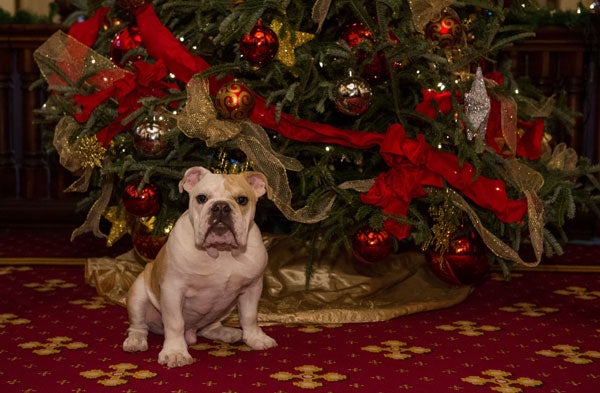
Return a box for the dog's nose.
[211,202,231,219]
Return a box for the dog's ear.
[244,172,268,198]
[179,166,211,193]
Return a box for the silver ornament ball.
[132,121,172,158]
[333,76,373,116]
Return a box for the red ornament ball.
[427,231,488,285]
[110,24,143,65]
[132,217,169,263]
[341,22,387,82]
[122,178,161,217]
[425,10,465,49]
[215,80,255,120]
[352,226,393,264]
[239,22,279,67]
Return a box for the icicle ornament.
[464,67,490,141]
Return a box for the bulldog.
[122,166,276,368]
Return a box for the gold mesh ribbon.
[34,30,129,91]
[544,143,578,171]
[86,235,472,321]
[53,116,106,193]
[85,250,145,306]
[176,75,333,223]
[177,77,243,146]
[446,159,544,267]
[311,0,332,33]
[408,0,455,33]
[70,172,114,241]
[500,96,518,155]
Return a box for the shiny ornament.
[333,75,373,116]
[239,21,279,67]
[122,178,161,217]
[132,216,171,263]
[464,66,490,141]
[132,120,172,158]
[340,22,387,81]
[352,227,393,264]
[427,231,488,285]
[110,24,143,65]
[424,9,465,49]
[215,80,255,120]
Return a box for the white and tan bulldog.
[123,166,276,368]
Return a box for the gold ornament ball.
[215,80,255,120]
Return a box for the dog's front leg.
[157,287,194,368]
[238,277,277,350]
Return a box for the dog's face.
[179,167,267,252]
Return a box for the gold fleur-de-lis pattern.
[0,265,598,391]
[270,365,347,389]
[80,363,157,386]
[19,336,88,355]
[462,369,543,392]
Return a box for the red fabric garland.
[66,4,530,238]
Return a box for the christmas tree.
[34,0,599,285]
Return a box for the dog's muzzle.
[202,201,239,249]
[209,202,233,235]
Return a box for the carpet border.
[0,257,86,265]
[1,258,600,273]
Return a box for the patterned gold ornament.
[270,18,315,68]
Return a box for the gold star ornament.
[270,19,315,68]
[103,205,132,247]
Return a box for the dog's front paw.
[158,348,194,368]
[244,330,277,350]
[123,332,148,353]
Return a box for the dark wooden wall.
[0,24,84,228]
[1,23,599,230]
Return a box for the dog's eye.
[196,194,208,204]
[236,196,248,206]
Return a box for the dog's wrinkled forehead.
[179,166,268,201]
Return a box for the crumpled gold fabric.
[86,235,472,322]
[85,250,145,306]
[408,0,455,33]
[176,75,334,224]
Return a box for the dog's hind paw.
[123,335,148,353]
[158,348,194,368]
[244,330,277,350]
[202,325,243,343]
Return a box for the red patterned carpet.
[1,262,599,392]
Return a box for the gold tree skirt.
[85,235,472,324]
